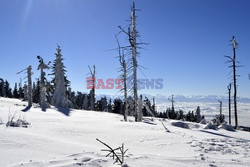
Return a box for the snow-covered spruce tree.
[66,87,75,108]
[51,45,70,108]
[82,94,89,110]
[97,96,108,111]
[37,56,50,111]
[195,106,202,123]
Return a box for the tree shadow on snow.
[199,130,250,142]
[56,107,71,116]
[21,106,31,112]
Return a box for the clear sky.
[0,0,249,98]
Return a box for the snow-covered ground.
[0,97,250,167]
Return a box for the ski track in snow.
[0,97,250,167]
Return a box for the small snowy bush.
[6,112,30,128]
[212,114,225,126]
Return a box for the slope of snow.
[0,97,250,167]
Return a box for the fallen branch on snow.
[96,138,128,165]
[161,121,171,132]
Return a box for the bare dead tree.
[27,66,32,107]
[130,2,140,122]
[218,100,222,116]
[168,94,175,112]
[118,2,148,122]
[88,65,96,111]
[225,36,240,129]
[227,83,232,125]
[96,138,128,165]
[116,35,128,121]
[17,66,33,107]
[138,95,143,120]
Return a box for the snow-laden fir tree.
[82,94,89,110]
[195,106,202,123]
[52,45,70,108]
[97,96,108,111]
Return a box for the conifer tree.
[13,83,19,98]
[32,80,42,104]
[37,55,50,110]
[4,80,12,98]
[108,98,112,112]
[82,94,89,110]
[52,45,70,108]
[0,78,4,97]
[23,84,28,101]
[97,96,108,111]
[18,81,24,99]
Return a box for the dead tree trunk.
[227,83,232,125]
[123,62,128,121]
[89,65,96,111]
[130,2,141,122]
[232,36,238,129]
[121,51,128,121]
[138,95,143,121]
[219,100,222,115]
[116,35,128,121]
[118,2,145,121]
[17,66,32,107]
[27,66,32,107]
[225,36,239,129]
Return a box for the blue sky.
[0,0,249,98]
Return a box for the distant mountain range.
[96,94,250,103]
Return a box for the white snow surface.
[0,97,250,167]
